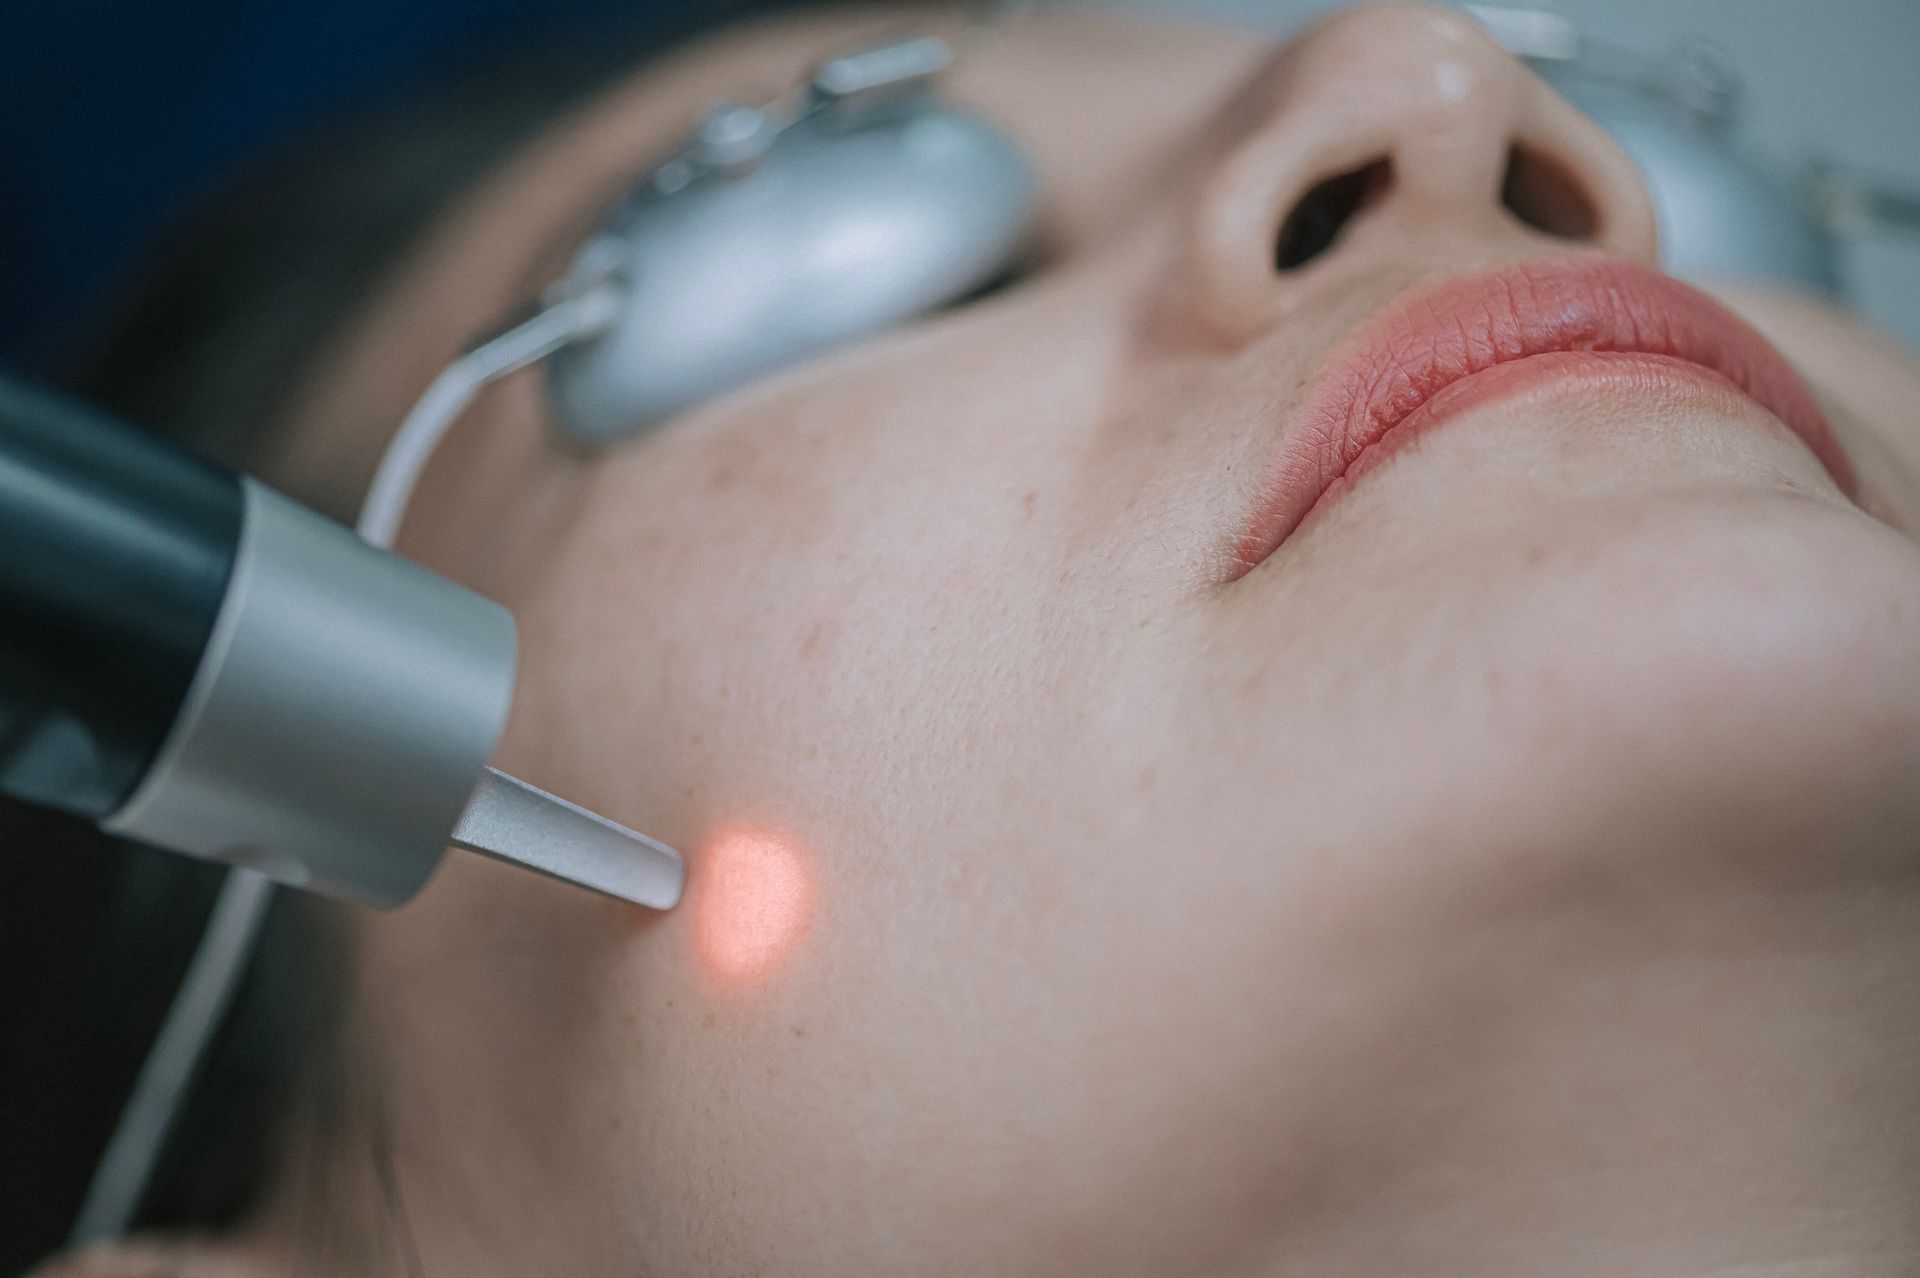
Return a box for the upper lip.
[1233,257,1857,574]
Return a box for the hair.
[0,3,860,1268]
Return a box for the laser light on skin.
[693,826,813,984]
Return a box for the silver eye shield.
[547,34,1037,442]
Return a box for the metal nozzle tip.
[449,766,684,909]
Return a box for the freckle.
[1136,765,1157,793]
[798,620,832,659]
[1022,489,1039,518]
[790,1026,807,1039]
[702,1012,717,1030]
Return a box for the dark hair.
[0,4,850,1268]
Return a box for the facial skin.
[56,4,1920,1275]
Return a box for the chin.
[1459,478,1920,868]
[1252,422,1910,809]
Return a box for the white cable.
[355,356,488,548]
[71,869,274,1243]
[72,287,618,1243]
[357,288,620,548]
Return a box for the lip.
[1232,258,1858,575]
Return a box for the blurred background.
[2,0,1917,386]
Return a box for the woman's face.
[258,3,1920,1273]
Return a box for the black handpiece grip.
[0,374,242,818]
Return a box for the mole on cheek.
[691,826,814,986]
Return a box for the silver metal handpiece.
[451,766,684,909]
[74,470,686,911]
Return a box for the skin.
[45,4,1920,1275]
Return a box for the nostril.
[1500,144,1600,241]
[1273,157,1393,271]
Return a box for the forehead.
[264,5,1264,511]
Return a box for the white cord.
[70,869,274,1243]
[356,355,491,548]
[357,288,620,548]
[71,287,619,1244]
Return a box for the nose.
[1181,2,1658,336]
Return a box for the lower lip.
[1281,349,1777,542]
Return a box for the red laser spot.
[692,827,812,985]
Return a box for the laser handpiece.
[0,373,683,910]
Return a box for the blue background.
[0,0,695,375]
